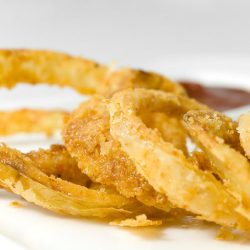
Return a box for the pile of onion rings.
[1,49,250,233]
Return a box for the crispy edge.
[26,145,90,186]
[0,109,67,136]
[0,161,130,218]
[0,49,185,97]
[108,89,249,230]
[0,145,136,210]
[184,110,250,221]
[63,96,171,212]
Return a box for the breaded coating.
[0,49,186,97]
[63,96,171,212]
[184,110,250,221]
[0,109,67,136]
[0,161,130,218]
[0,145,136,211]
[26,145,90,186]
[108,89,249,230]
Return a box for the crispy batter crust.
[2,49,250,230]
[184,110,250,221]
[0,49,186,97]
[0,161,130,218]
[63,96,171,211]
[26,145,90,186]
[0,109,67,136]
[108,89,249,230]
[0,145,136,210]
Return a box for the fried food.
[108,89,249,229]
[26,145,90,186]
[63,96,171,212]
[183,110,243,152]
[0,49,108,95]
[0,109,67,136]
[183,110,250,221]
[0,49,186,139]
[110,214,162,227]
[238,111,250,159]
[0,161,130,218]
[0,49,186,97]
[2,49,250,233]
[0,145,137,212]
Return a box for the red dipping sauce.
[180,81,250,111]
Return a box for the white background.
[0,0,250,68]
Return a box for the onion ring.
[184,110,242,152]
[0,49,186,139]
[26,145,90,186]
[183,110,250,221]
[0,49,186,97]
[108,89,249,229]
[0,109,67,136]
[63,96,171,212]
[0,161,130,218]
[0,145,136,210]
[0,145,168,222]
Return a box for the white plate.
[0,58,250,250]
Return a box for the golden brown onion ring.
[26,145,167,219]
[0,145,168,221]
[26,145,90,186]
[0,49,185,97]
[183,110,242,152]
[0,161,130,218]
[63,96,171,212]
[0,49,186,139]
[108,89,249,229]
[0,145,136,210]
[0,109,67,136]
[184,110,250,221]
[189,151,212,171]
